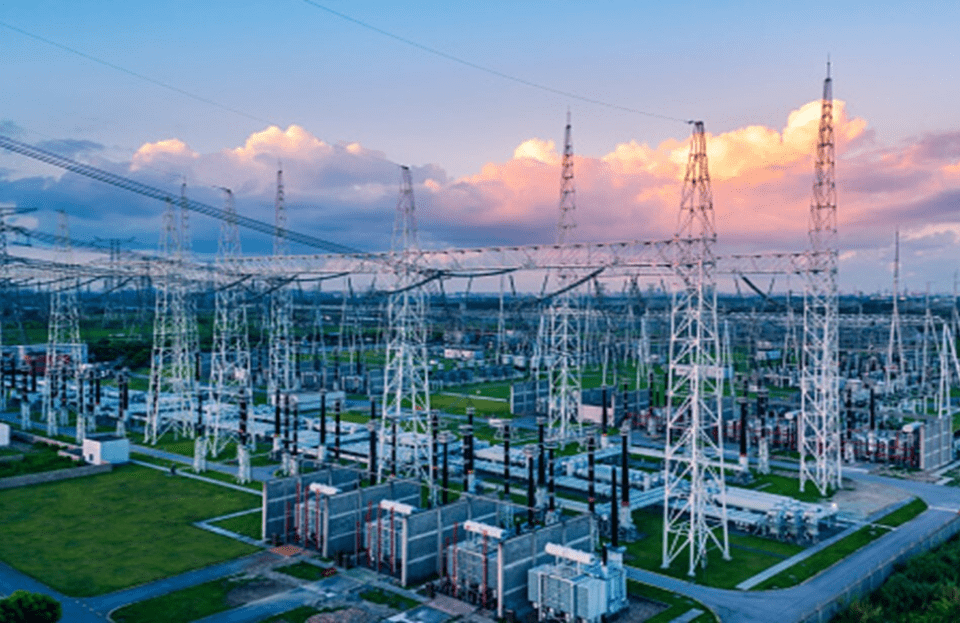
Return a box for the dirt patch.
[614,596,670,622]
[307,606,381,623]
[832,477,911,521]
[226,577,291,607]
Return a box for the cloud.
[131,138,197,171]
[0,105,958,293]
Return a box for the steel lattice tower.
[662,121,730,577]
[378,166,432,489]
[885,230,905,394]
[548,112,582,442]
[146,190,197,444]
[42,211,83,437]
[268,168,295,400]
[209,189,252,457]
[800,64,842,495]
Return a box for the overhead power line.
[0,21,275,128]
[0,134,362,254]
[301,0,691,124]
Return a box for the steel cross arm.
[230,238,677,278]
[4,248,216,283]
[230,241,814,281]
[716,252,811,275]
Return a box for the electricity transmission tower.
[378,166,432,489]
[209,189,252,460]
[146,189,197,444]
[268,168,296,401]
[547,112,583,442]
[885,230,905,393]
[43,211,83,437]
[800,64,842,495]
[662,121,731,577]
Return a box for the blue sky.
[0,1,959,293]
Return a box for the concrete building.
[81,434,129,465]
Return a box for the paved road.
[85,553,273,615]
[0,561,107,623]
[630,470,960,623]
[0,553,279,623]
[130,443,277,483]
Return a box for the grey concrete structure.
[261,466,359,544]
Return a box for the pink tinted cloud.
[429,98,960,260]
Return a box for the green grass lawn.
[0,444,79,478]
[746,472,834,503]
[446,381,513,400]
[752,497,928,590]
[628,581,718,623]
[430,393,510,417]
[358,588,419,611]
[111,575,252,623]
[274,561,328,581]
[624,509,803,589]
[210,512,262,541]
[0,464,260,596]
[752,525,889,590]
[878,498,928,527]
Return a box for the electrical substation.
[2,66,959,623]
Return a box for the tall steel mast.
[662,121,730,576]
[800,63,842,495]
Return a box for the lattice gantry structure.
[548,112,583,443]
[268,168,296,400]
[209,188,252,458]
[146,190,197,444]
[800,64,842,496]
[662,122,731,577]
[886,230,905,394]
[42,211,83,437]
[378,166,433,489]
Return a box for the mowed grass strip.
[877,497,928,528]
[274,561,327,581]
[753,497,929,590]
[628,581,718,623]
[111,575,244,623]
[624,509,803,589]
[211,511,263,541]
[752,524,890,590]
[0,445,78,478]
[0,464,260,596]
